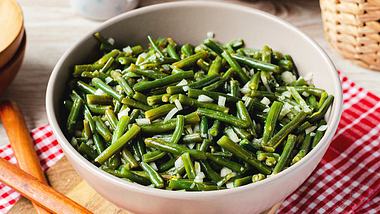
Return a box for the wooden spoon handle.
[0,157,92,214]
[0,100,50,214]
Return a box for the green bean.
[197,108,250,128]
[261,45,272,63]
[181,152,196,179]
[142,150,166,163]
[171,115,184,144]
[168,179,220,191]
[172,51,208,69]
[111,115,130,143]
[86,94,113,105]
[262,101,283,146]
[73,64,103,77]
[200,160,222,183]
[110,70,134,97]
[147,94,165,106]
[200,116,209,139]
[159,158,176,172]
[188,88,240,103]
[232,55,281,73]
[147,35,164,58]
[276,86,325,97]
[104,168,150,185]
[181,44,194,57]
[230,79,240,97]
[166,74,221,94]
[141,112,200,134]
[121,97,152,111]
[273,134,296,174]
[93,133,105,154]
[77,81,97,94]
[203,39,224,55]
[145,104,175,120]
[179,94,229,113]
[288,87,312,113]
[83,120,92,139]
[92,78,123,101]
[67,98,83,133]
[122,148,139,169]
[140,162,164,188]
[234,176,252,187]
[264,111,307,151]
[104,109,118,130]
[222,50,250,83]
[249,72,260,91]
[209,120,221,137]
[166,43,179,60]
[292,133,312,165]
[144,138,206,160]
[133,70,194,92]
[130,69,168,79]
[309,95,334,122]
[87,104,111,115]
[95,124,141,164]
[78,142,98,160]
[206,153,244,173]
[252,173,265,183]
[203,68,234,91]
[312,120,327,148]
[208,56,222,76]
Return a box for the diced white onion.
[310,132,316,137]
[87,139,94,145]
[193,124,200,132]
[198,95,214,102]
[136,118,151,125]
[242,96,248,101]
[164,108,179,122]
[260,73,272,92]
[263,107,270,113]
[123,46,133,54]
[104,121,110,127]
[190,182,196,189]
[107,37,115,45]
[187,143,195,149]
[117,108,130,119]
[218,96,226,107]
[294,105,301,112]
[207,31,215,38]
[134,154,140,161]
[282,91,291,98]
[174,99,183,110]
[176,79,188,86]
[305,126,317,134]
[162,64,170,71]
[244,97,252,107]
[175,156,184,169]
[149,162,158,171]
[194,172,205,183]
[94,89,106,95]
[281,71,296,84]
[249,69,255,76]
[318,125,328,132]
[220,167,233,177]
[260,97,271,106]
[280,102,292,117]
[226,182,235,189]
[182,86,189,92]
[225,128,240,143]
[302,91,310,97]
[240,82,250,94]
[105,76,113,84]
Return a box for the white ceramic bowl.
[46,2,343,213]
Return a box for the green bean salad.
[63,32,334,191]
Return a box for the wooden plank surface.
[4,0,380,213]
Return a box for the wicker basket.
[320,0,380,71]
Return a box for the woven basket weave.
[320,0,380,71]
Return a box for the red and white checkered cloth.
[0,74,378,213]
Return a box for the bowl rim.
[46,0,343,199]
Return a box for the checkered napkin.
[0,74,378,213]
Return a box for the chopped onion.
[164,108,179,122]
[194,161,201,174]
[207,31,215,38]
[318,125,328,132]
[302,91,310,97]
[149,162,158,171]
[194,172,205,183]
[282,91,291,98]
[182,86,189,92]
[226,182,235,189]
[174,99,183,110]
[198,95,214,102]
[87,139,94,145]
[220,167,233,177]
[136,118,151,125]
[249,69,255,76]
[305,126,317,134]
[240,82,250,94]
[218,96,226,107]
[123,46,133,54]
[104,121,110,127]
[185,125,193,134]
[310,132,316,137]
[190,182,196,189]
[176,79,188,86]
[280,102,292,118]
[281,71,296,84]
[107,37,115,45]
[105,76,113,84]
[263,107,270,113]
[193,124,200,132]
[117,108,130,119]
[260,97,271,106]
[225,128,240,143]
[187,143,195,149]
[175,156,184,169]
[244,97,252,107]
[94,89,106,95]
[260,72,272,92]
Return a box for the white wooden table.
[1,0,379,145]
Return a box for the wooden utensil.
[0,157,92,214]
[0,32,26,96]
[0,0,24,68]
[0,100,50,214]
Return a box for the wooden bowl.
[0,0,24,68]
[0,32,26,96]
